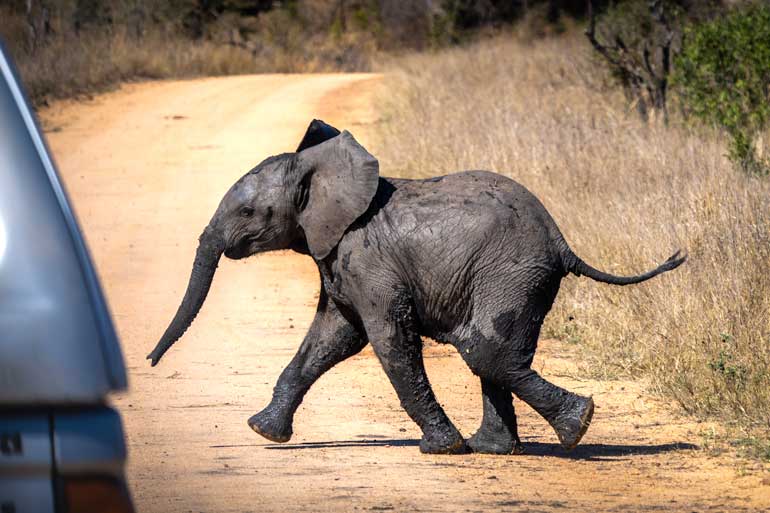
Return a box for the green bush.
[673,3,770,175]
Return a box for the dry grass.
[369,32,770,455]
[6,31,254,103]
[0,8,374,105]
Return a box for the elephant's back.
[369,170,561,274]
[386,170,545,205]
[380,171,557,239]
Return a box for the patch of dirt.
[41,74,770,512]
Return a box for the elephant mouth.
[225,232,267,260]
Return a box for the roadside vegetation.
[0,0,574,105]
[0,0,380,104]
[673,3,770,175]
[369,29,770,459]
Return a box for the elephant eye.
[240,206,255,218]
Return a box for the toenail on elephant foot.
[551,395,594,450]
[247,410,292,443]
[467,430,524,455]
[419,430,467,455]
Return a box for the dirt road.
[42,74,769,512]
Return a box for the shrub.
[673,3,770,175]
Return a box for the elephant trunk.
[147,227,225,366]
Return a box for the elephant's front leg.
[366,304,465,454]
[248,292,365,442]
[468,379,524,455]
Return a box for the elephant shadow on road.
[517,441,698,461]
[253,438,698,461]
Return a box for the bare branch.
[585,0,645,83]
[586,0,676,124]
[642,42,655,79]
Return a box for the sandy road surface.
[41,74,769,512]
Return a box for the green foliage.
[732,436,770,461]
[673,3,770,175]
[708,333,747,386]
[429,3,460,47]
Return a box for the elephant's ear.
[296,131,379,259]
[296,119,342,152]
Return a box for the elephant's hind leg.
[464,274,593,450]
[466,347,593,450]
[502,367,594,450]
[366,295,465,454]
[248,288,366,442]
[468,379,524,455]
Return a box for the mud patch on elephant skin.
[341,251,352,271]
[385,290,416,327]
[456,325,495,370]
[331,323,366,352]
[493,309,519,338]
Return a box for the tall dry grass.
[0,7,374,105]
[369,32,770,455]
[6,30,257,103]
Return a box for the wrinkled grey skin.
[148,120,686,455]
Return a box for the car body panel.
[0,39,134,512]
[0,41,127,405]
[53,408,127,476]
[0,414,56,513]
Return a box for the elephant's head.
[147,120,379,366]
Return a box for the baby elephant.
[148,120,685,455]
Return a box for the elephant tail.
[559,243,686,286]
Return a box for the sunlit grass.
[0,8,375,105]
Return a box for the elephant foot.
[419,427,467,455]
[468,429,524,455]
[550,395,594,450]
[247,409,293,443]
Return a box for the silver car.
[0,41,134,513]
